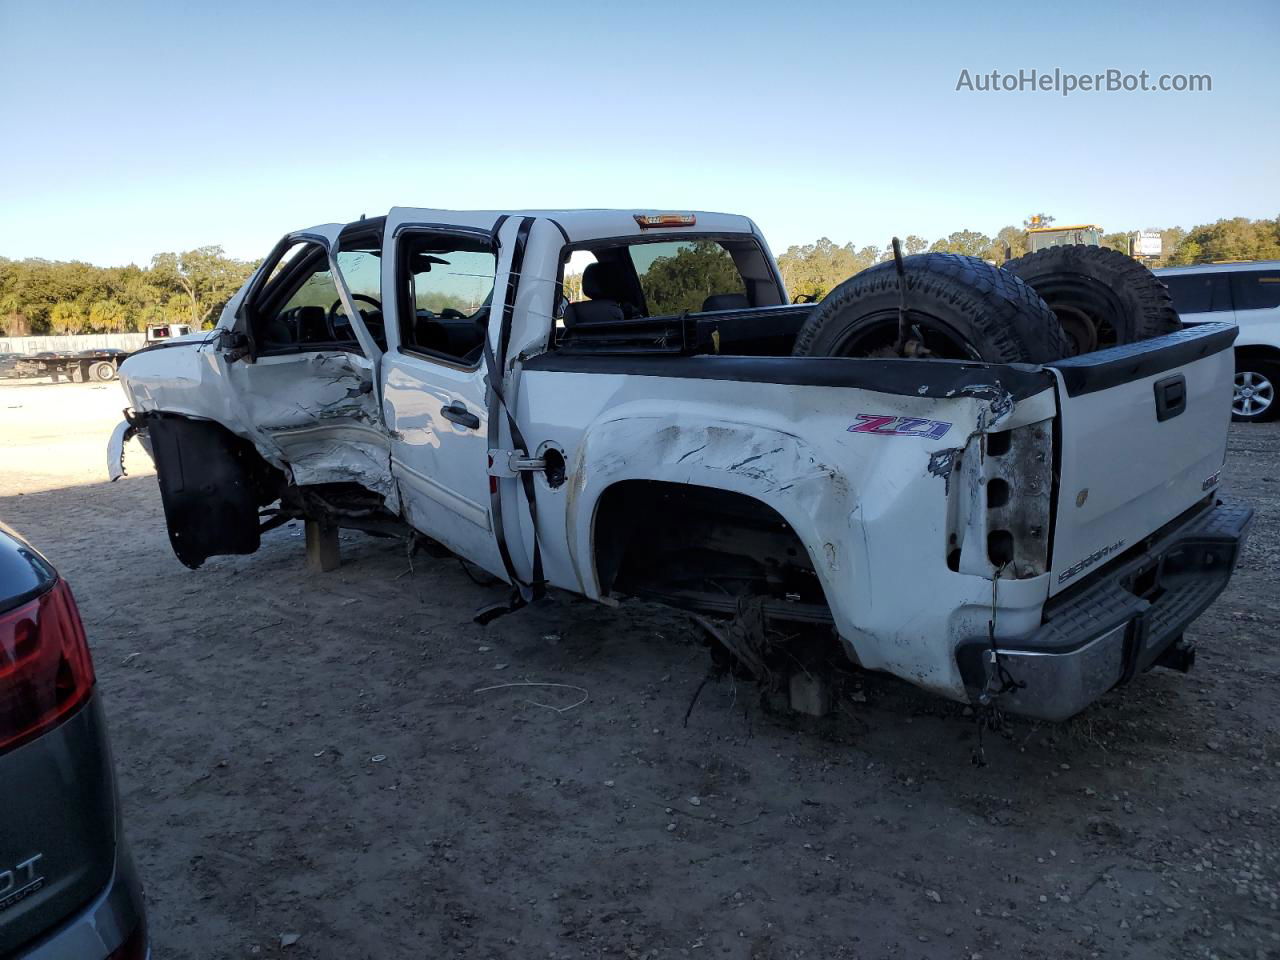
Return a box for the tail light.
[0,579,95,755]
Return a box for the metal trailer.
[32,349,131,383]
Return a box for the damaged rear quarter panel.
[520,368,1056,699]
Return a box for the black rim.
[1025,273,1124,355]
[828,309,981,360]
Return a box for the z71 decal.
[849,414,952,440]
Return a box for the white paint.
[116,208,1240,710]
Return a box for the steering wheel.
[439,308,466,319]
[327,294,382,339]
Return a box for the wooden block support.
[788,670,833,718]
[305,519,341,573]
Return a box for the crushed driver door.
[222,223,396,507]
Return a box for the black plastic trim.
[1049,322,1238,396]
[547,218,571,245]
[484,216,538,595]
[522,352,1055,401]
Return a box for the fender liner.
[145,415,270,568]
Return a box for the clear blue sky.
[1,0,1276,266]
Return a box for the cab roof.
[311,209,761,246]
[1026,224,1102,233]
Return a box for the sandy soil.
[1,379,1278,960]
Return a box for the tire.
[1002,245,1180,356]
[91,361,117,382]
[1232,357,1279,422]
[792,253,1069,363]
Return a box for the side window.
[254,242,349,350]
[398,234,497,366]
[1162,273,1231,315]
[334,245,386,349]
[629,240,748,316]
[1231,270,1280,311]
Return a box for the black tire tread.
[792,253,1070,364]
[1003,244,1181,343]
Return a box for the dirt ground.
[2,378,1278,960]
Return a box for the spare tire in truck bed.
[1001,244,1181,356]
[792,253,1069,364]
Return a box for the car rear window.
[1161,273,1231,315]
[1231,270,1280,311]
[629,240,748,316]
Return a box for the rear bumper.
[957,498,1254,721]
[13,844,147,960]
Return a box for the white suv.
[1155,261,1280,421]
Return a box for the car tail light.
[0,579,95,754]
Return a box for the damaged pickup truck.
[110,209,1252,721]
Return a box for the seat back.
[563,262,627,329]
[701,293,749,312]
[296,305,328,343]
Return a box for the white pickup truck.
[110,208,1252,721]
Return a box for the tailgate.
[1047,323,1237,596]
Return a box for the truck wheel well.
[1237,344,1280,366]
[592,480,829,619]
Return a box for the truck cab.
[1026,224,1103,252]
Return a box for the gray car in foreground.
[0,522,148,959]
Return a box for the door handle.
[1154,374,1186,422]
[441,402,480,430]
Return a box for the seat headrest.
[581,262,612,300]
[295,305,328,342]
[563,298,624,330]
[701,293,749,312]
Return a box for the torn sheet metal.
[118,342,398,510]
[106,419,136,481]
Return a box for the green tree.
[984,226,1027,262]
[776,238,882,300]
[1100,231,1131,254]
[929,230,993,258]
[902,235,929,256]
[1157,227,1187,266]
[48,301,85,334]
[1166,217,1280,265]
[88,299,129,332]
[150,246,256,328]
[638,241,745,314]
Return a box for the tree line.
[0,247,257,337]
[2,215,1277,336]
[776,215,1280,300]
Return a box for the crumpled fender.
[565,412,851,605]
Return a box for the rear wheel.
[1232,358,1279,422]
[1002,245,1181,356]
[792,253,1068,363]
[91,361,117,382]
